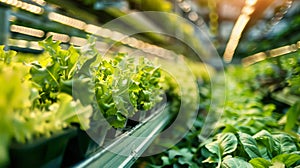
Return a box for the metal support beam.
[0,5,10,50]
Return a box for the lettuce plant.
[0,44,92,166]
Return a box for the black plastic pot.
[127,112,143,128]
[61,129,96,167]
[62,125,112,167]
[9,127,77,168]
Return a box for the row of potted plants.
[0,37,164,167]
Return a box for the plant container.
[9,127,77,168]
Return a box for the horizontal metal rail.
[74,105,171,168]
